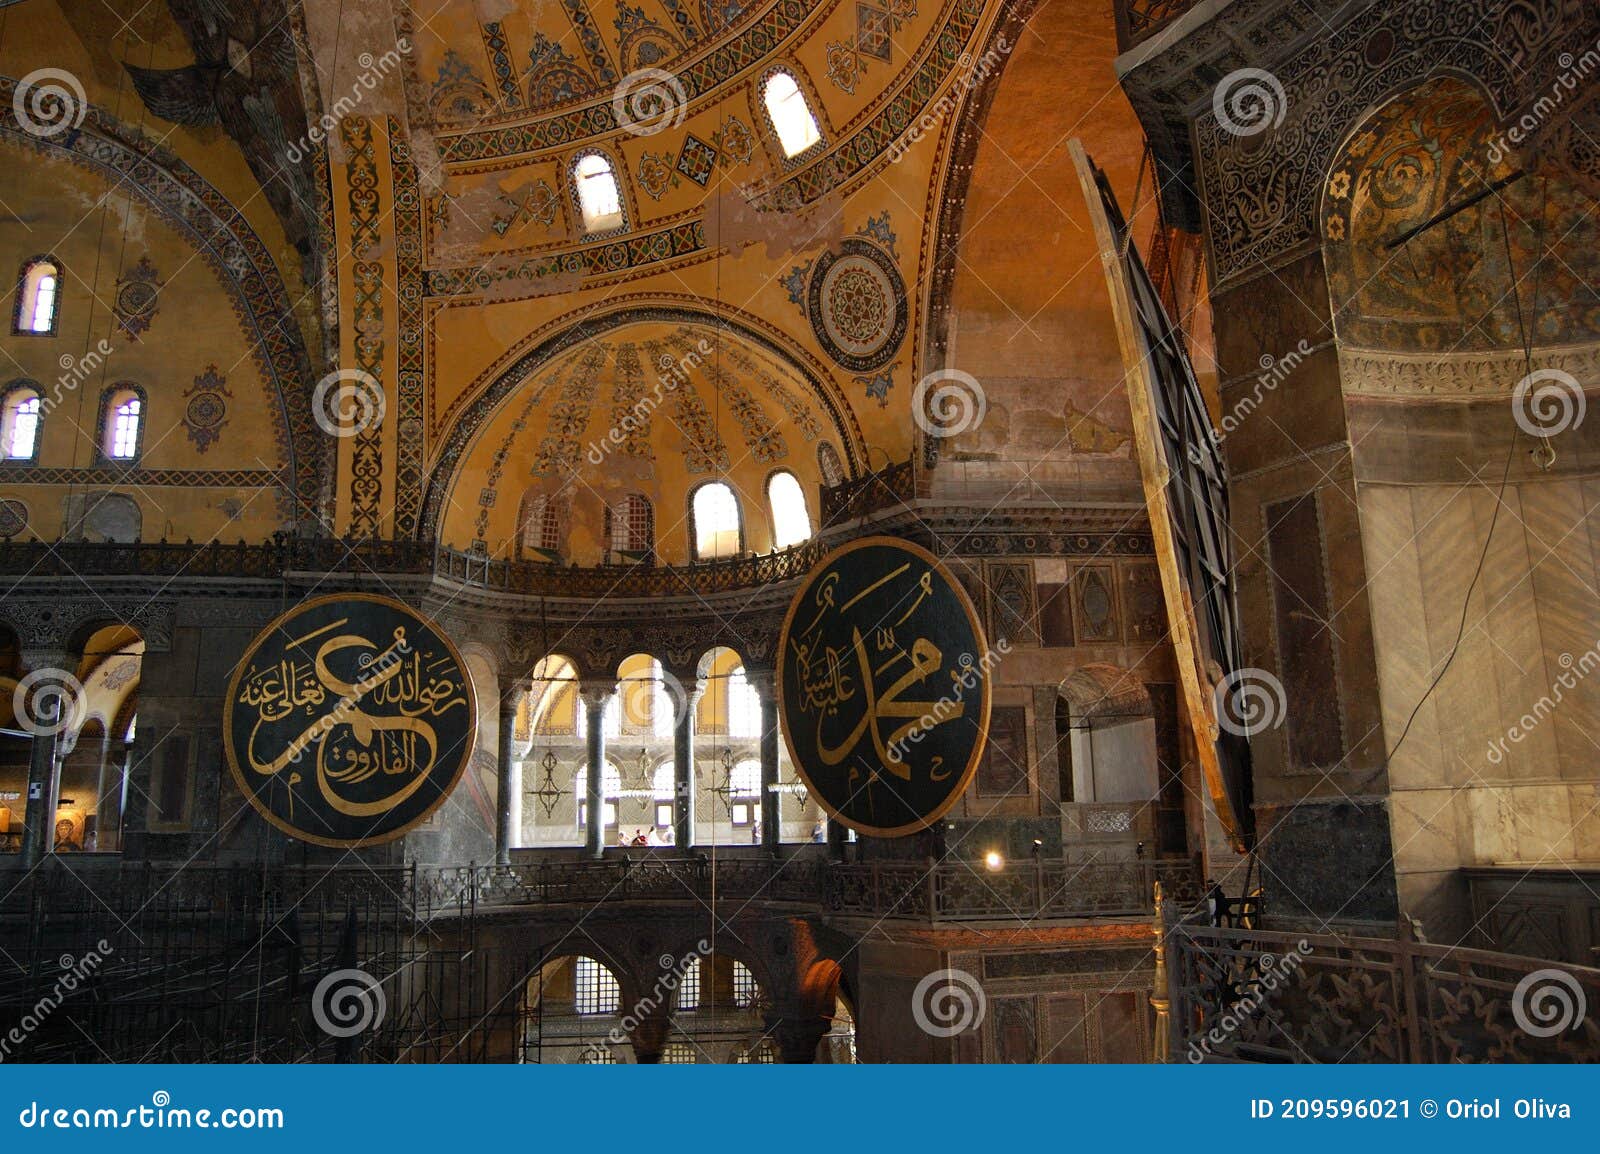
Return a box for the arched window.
[520,492,564,560]
[692,481,742,560]
[14,259,60,335]
[573,957,621,1015]
[573,151,624,234]
[100,386,143,461]
[728,668,761,739]
[677,956,701,1011]
[605,493,653,560]
[731,959,760,1008]
[816,442,844,488]
[1,385,42,461]
[762,71,821,158]
[766,470,811,547]
[530,656,579,734]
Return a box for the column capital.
[577,679,615,708]
[743,666,778,700]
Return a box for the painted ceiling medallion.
[0,498,28,539]
[113,256,163,341]
[806,237,907,372]
[183,364,233,453]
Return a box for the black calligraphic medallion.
[223,593,476,847]
[777,536,991,836]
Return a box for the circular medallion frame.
[776,535,991,837]
[222,592,477,848]
[806,237,908,372]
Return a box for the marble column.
[96,735,129,853]
[495,690,523,866]
[17,650,72,867]
[749,669,780,851]
[579,682,612,858]
[671,679,703,851]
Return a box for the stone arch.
[419,305,867,541]
[0,76,321,520]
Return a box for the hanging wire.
[1383,174,1550,767]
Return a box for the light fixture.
[984,850,1004,872]
[528,750,569,819]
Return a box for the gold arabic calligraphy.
[790,564,966,784]
[236,618,468,818]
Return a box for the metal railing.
[1114,0,1201,50]
[1170,921,1600,1062]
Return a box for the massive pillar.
[671,677,703,851]
[579,682,612,858]
[495,689,523,866]
[749,668,780,851]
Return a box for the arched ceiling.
[440,320,844,562]
[7,0,1184,545]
